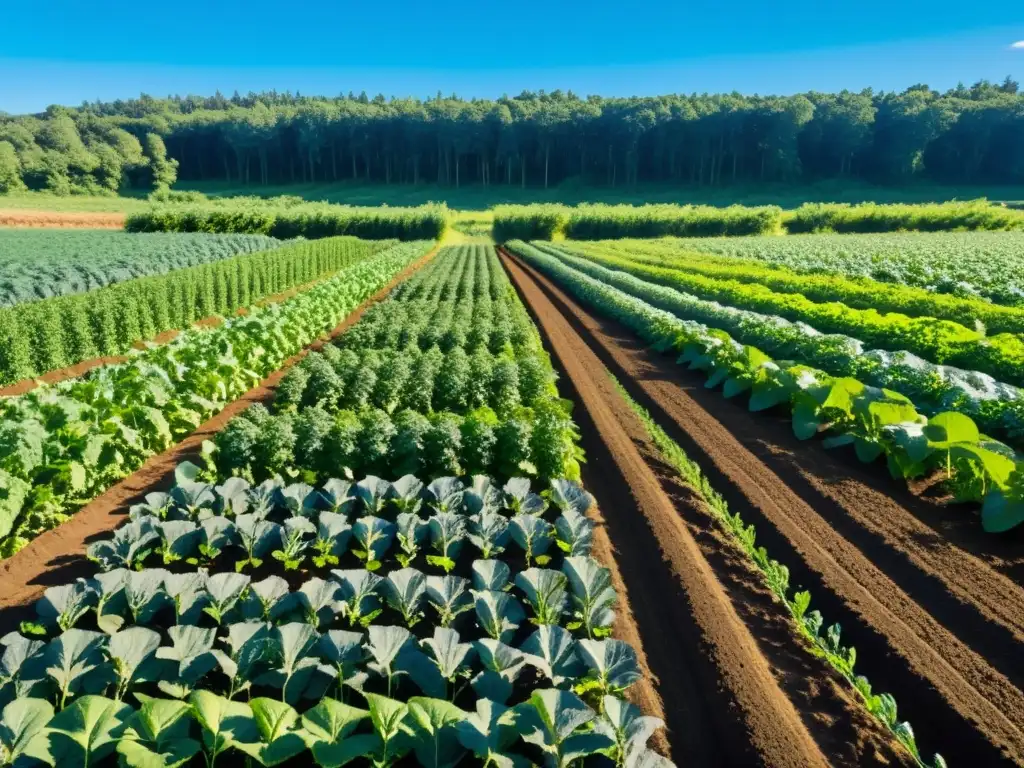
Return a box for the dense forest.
[1,78,1023,196]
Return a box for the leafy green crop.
[509,239,1024,533]
[0,241,432,558]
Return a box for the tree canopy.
[2,79,1023,195]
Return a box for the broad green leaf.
[0,698,53,766]
[46,695,132,766]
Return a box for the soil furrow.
[501,251,835,768]
[499,249,1024,766]
[0,248,438,626]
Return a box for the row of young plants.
[0,230,283,308]
[664,231,1024,307]
[0,468,669,767]
[210,245,583,489]
[125,201,451,242]
[533,243,1024,451]
[548,244,1024,388]
[506,241,1024,533]
[608,377,945,768]
[0,236,392,387]
[0,242,433,558]
[567,238,1024,335]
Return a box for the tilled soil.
[0,249,438,625]
[499,249,1024,766]
[0,210,126,228]
[500,250,909,767]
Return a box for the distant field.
[0,229,281,306]
[655,230,1024,306]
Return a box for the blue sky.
[1,0,1022,114]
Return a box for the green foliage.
[493,203,783,241]
[0,242,431,556]
[612,375,945,768]
[786,199,1024,233]
[126,200,450,241]
[509,239,1024,531]
[663,229,1024,308]
[0,235,390,386]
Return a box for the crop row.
[210,245,582,488]
[0,465,669,767]
[555,244,1024,388]
[664,231,1024,307]
[507,241,1024,534]
[0,242,432,557]
[0,230,282,308]
[0,237,392,387]
[534,243,1024,450]
[569,238,1024,335]
[612,380,945,768]
[126,201,451,242]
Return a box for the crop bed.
[500,245,1024,766]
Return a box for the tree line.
[1,78,1023,195]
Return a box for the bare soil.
[500,250,905,767]
[0,210,125,229]
[0,249,437,626]
[498,249,1024,766]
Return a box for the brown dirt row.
[586,502,671,758]
[0,210,126,229]
[499,249,1024,766]
[501,250,858,768]
[0,265,359,398]
[0,247,438,626]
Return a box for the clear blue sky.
[1,0,1022,114]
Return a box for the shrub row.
[492,203,783,241]
[126,201,451,241]
[784,199,1024,234]
[0,237,390,386]
[492,199,1024,242]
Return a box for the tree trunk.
[520,155,526,188]
[544,143,550,189]
[331,145,338,180]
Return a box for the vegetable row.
[567,238,1024,335]
[507,241,1024,533]
[0,230,281,308]
[0,236,391,387]
[0,469,671,767]
[661,231,1024,307]
[551,243,1024,388]
[213,245,582,487]
[534,243,1024,451]
[0,241,433,558]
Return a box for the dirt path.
[499,249,1024,766]
[500,250,879,768]
[0,249,437,625]
[0,210,126,229]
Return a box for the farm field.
[0,230,283,307]
[0,224,1022,768]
